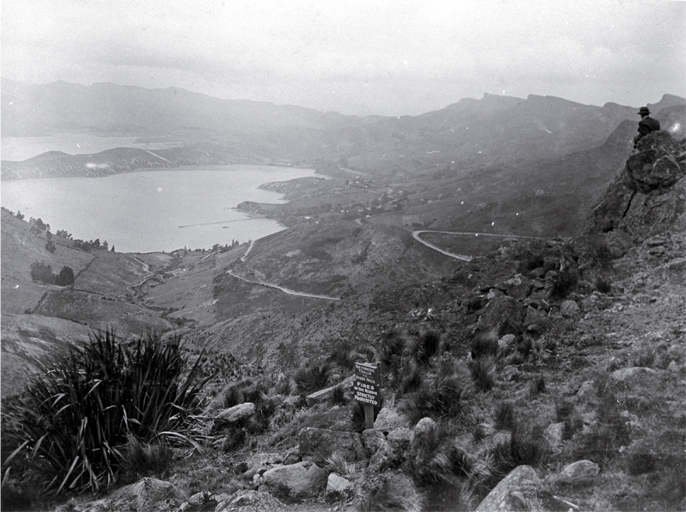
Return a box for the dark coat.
[638,116,661,137]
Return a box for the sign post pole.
[353,362,380,430]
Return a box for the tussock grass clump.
[358,473,424,512]
[576,391,631,463]
[410,329,441,366]
[401,366,464,425]
[468,357,495,392]
[626,439,659,475]
[470,331,498,360]
[294,361,334,394]
[119,435,174,482]
[494,402,516,431]
[330,384,347,406]
[555,399,583,439]
[594,276,612,294]
[489,422,549,481]
[409,422,472,486]
[550,269,579,299]
[1,330,210,495]
[529,375,546,396]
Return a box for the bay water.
[1,165,317,253]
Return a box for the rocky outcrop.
[586,131,686,242]
[475,465,544,511]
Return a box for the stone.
[498,274,532,301]
[412,417,437,440]
[215,490,287,512]
[497,334,518,359]
[575,380,597,402]
[326,473,354,496]
[374,405,409,431]
[475,465,543,512]
[668,360,680,373]
[386,427,413,453]
[560,300,580,318]
[260,461,328,499]
[475,423,496,440]
[610,367,658,382]
[361,429,388,456]
[282,447,300,465]
[585,131,686,243]
[543,423,565,451]
[299,427,366,464]
[556,460,600,486]
[242,453,282,479]
[215,402,256,425]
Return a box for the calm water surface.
[1,165,317,253]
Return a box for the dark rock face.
[586,131,686,242]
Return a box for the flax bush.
[1,330,211,496]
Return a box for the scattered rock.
[299,427,366,464]
[497,334,518,359]
[610,367,658,382]
[260,461,329,499]
[497,274,532,301]
[555,460,600,486]
[412,417,436,441]
[668,360,680,373]
[386,427,413,453]
[374,405,408,431]
[475,465,543,512]
[575,380,597,402]
[326,473,354,496]
[475,423,496,440]
[361,429,387,456]
[543,422,565,451]
[560,299,580,318]
[215,490,287,512]
[214,402,255,425]
[282,447,301,466]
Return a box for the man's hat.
[638,106,650,115]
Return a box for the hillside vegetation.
[1,92,685,511]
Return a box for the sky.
[2,0,685,116]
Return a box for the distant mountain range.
[3,79,684,180]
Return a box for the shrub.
[470,331,498,360]
[378,328,407,384]
[119,435,174,483]
[490,422,549,480]
[330,384,347,405]
[401,368,463,425]
[634,348,655,368]
[411,329,441,366]
[529,375,545,396]
[556,399,583,439]
[1,330,211,495]
[327,342,362,372]
[550,269,578,299]
[594,276,612,294]
[494,402,516,431]
[399,360,424,395]
[468,357,495,392]
[29,261,54,285]
[294,362,334,394]
[626,440,659,475]
[55,266,75,286]
[409,422,472,486]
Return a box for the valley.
[1,84,686,512]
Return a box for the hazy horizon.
[3,0,684,117]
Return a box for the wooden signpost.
[354,362,379,430]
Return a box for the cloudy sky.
[2,0,685,116]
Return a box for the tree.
[30,261,55,284]
[16,210,24,220]
[45,241,56,253]
[55,266,75,286]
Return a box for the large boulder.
[586,131,686,242]
[475,465,543,512]
[260,461,329,499]
[299,427,366,464]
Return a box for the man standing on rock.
[633,106,661,148]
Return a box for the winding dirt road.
[412,230,545,261]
